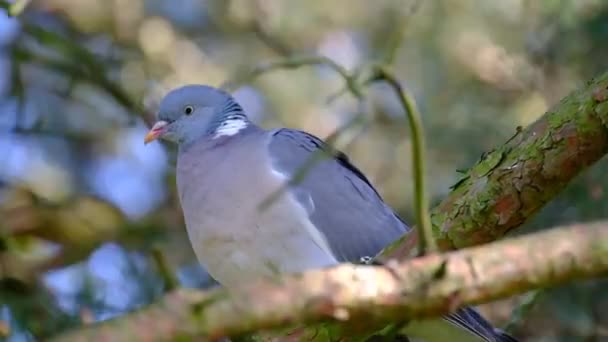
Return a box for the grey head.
[144,84,250,146]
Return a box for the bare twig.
[258,111,368,211]
[150,247,179,292]
[222,55,363,99]
[371,65,436,254]
[20,26,141,113]
[249,0,294,57]
[251,23,293,57]
[381,0,423,65]
[6,17,143,122]
[504,290,544,333]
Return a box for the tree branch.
[51,222,608,341]
[379,70,608,260]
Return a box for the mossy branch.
[377,70,608,261]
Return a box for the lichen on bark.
[383,72,608,258]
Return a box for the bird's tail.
[438,307,521,342]
[494,328,519,342]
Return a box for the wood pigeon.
[144,85,518,342]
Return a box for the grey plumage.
[268,128,406,261]
[146,84,518,342]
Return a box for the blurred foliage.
[0,0,607,341]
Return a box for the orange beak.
[144,120,169,144]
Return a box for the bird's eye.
[184,105,194,115]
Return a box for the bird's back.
[266,128,409,262]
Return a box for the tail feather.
[494,328,519,342]
[444,308,520,342]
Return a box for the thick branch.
[381,71,608,259]
[52,222,608,341]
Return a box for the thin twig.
[250,22,293,57]
[370,65,436,254]
[222,55,363,99]
[10,50,26,130]
[250,0,294,57]
[258,112,368,211]
[13,43,142,116]
[150,247,179,292]
[504,290,544,333]
[381,0,424,65]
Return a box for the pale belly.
[183,189,338,290]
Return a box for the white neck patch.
[213,118,248,139]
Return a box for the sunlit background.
[1,1,608,341]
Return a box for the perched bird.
[144,84,517,342]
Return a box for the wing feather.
[266,128,517,342]
[267,128,408,261]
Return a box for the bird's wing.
[267,128,408,262]
[267,128,518,342]
[442,308,517,342]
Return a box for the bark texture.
[52,222,608,342]
[381,71,608,260]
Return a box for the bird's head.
[144,84,248,145]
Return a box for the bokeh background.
[1,0,608,341]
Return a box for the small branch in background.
[250,20,294,57]
[51,222,608,341]
[381,0,423,65]
[250,0,295,57]
[10,49,26,130]
[22,26,142,114]
[11,126,95,142]
[504,290,544,333]
[150,247,178,292]
[327,0,423,102]
[5,11,145,124]
[222,55,364,99]
[259,112,368,211]
[371,65,436,254]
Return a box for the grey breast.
[176,127,339,288]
